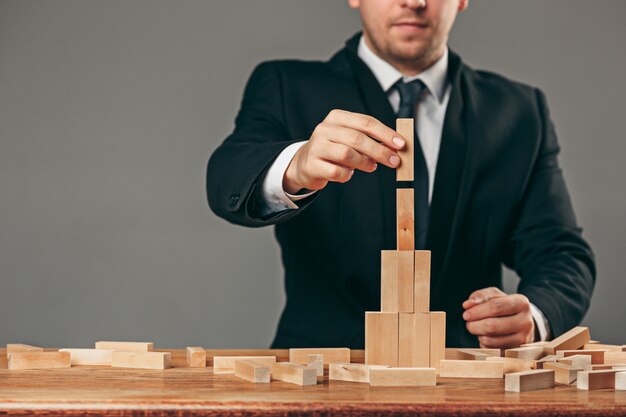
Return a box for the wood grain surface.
[1,348,626,416]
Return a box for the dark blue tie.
[393,79,429,249]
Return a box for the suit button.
[228,194,240,208]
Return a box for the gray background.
[1,0,624,348]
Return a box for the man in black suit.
[206,0,595,349]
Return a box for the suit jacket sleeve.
[206,62,317,227]
[504,88,596,339]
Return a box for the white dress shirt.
[257,36,550,342]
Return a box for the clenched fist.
[283,109,407,194]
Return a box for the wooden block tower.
[365,118,447,373]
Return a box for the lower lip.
[393,24,428,34]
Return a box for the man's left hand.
[462,287,535,349]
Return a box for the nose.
[401,0,427,9]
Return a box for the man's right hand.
[282,109,407,194]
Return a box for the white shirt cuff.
[259,141,317,214]
[529,302,551,342]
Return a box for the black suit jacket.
[206,33,595,348]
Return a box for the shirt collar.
[357,35,449,103]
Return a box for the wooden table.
[2,348,626,416]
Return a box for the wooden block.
[585,364,614,371]
[365,312,399,367]
[504,346,545,361]
[7,352,70,370]
[430,311,446,373]
[505,369,555,392]
[486,356,533,374]
[533,355,559,369]
[110,351,170,370]
[604,351,626,366]
[271,362,317,386]
[213,356,276,374]
[306,354,323,377]
[289,348,350,366]
[369,367,436,387]
[396,189,414,251]
[186,347,206,368]
[576,369,618,390]
[414,250,431,312]
[329,362,389,383]
[559,350,605,364]
[446,348,501,360]
[544,326,590,355]
[6,344,44,358]
[557,354,592,369]
[234,359,270,383]
[95,341,153,352]
[615,371,626,390]
[399,312,430,367]
[439,360,504,378]
[455,349,492,361]
[582,343,622,351]
[543,362,580,385]
[59,348,114,366]
[521,341,549,348]
[395,118,414,181]
[380,250,414,312]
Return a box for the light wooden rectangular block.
[306,354,323,377]
[397,189,414,251]
[288,348,350,366]
[544,362,580,385]
[186,347,206,368]
[399,312,430,368]
[521,341,549,348]
[544,326,590,355]
[59,348,114,366]
[234,359,270,383]
[615,371,626,390]
[95,341,153,352]
[8,352,71,370]
[365,312,399,367]
[430,311,446,373]
[111,351,170,370]
[381,250,414,312]
[446,348,501,360]
[557,354,592,369]
[604,351,626,366]
[271,362,317,386]
[505,346,545,361]
[440,360,504,379]
[534,355,559,369]
[414,250,431,312]
[455,349,491,361]
[329,362,389,383]
[6,344,44,358]
[396,118,414,181]
[213,356,276,374]
[369,367,436,387]
[559,350,605,364]
[505,370,555,392]
[487,357,533,374]
[576,369,618,390]
[583,343,622,352]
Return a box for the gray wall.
[0,0,624,348]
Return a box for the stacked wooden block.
[364,118,446,374]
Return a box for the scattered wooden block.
[110,351,170,370]
[504,346,545,361]
[329,362,389,383]
[234,359,270,383]
[413,250,431,312]
[557,354,592,369]
[186,347,206,368]
[543,362,580,385]
[576,369,618,390]
[486,356,533,374]
[396,118,414,181]
[369,367,436,387]
[381,250,414,312]
[95,341,153,352]
[430,311,446,373]
[439,360,504,379]
[271,362,317,386]
[365,312,399,367]
[582,343,622,352]
[544,327,590,355]
[615,371,626,390]
[604,351,626,366]
[446,348,501,360]
[505,369,555,392]
[521,341,549,348]
[533,355,559,369]
[399,312,430,367]
[456,349,495,361]
[7,352,71,370]
[6,344,44,358]
[306,354,323,377]
[213,356,276,374]
[396,189,415,250]
[289,348,350,366]
[585,364,615,371]
[558,350,605,364]
[59,348,114,366]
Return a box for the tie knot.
[393,79,426,118]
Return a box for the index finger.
[463,294,528,322]
[325,109,405,150]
